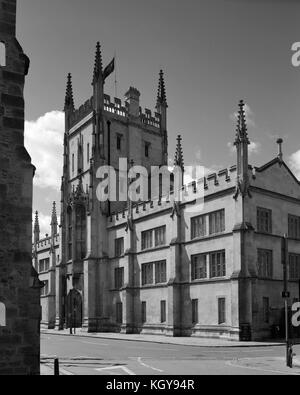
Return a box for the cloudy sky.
[17,0,300,236]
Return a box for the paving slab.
[41,329,286,348]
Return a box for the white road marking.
[59,367,75,376]
[137,357,164,373]
[81,341,110,346]
[226,358,300,376]
[96,366,136,375]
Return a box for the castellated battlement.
[69,92,161,130]
[35,235,60,251]
[104,94,127,117]
[70,97,94,128]
[140,107,161,128]
[107,166,239,228]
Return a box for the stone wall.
[0,0,41,375]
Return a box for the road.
[41,333,300,375]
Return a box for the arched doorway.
[66,289,82,329]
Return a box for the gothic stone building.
[33,44,300,341]
[0,0,41,375]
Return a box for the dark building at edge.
[0,0,41,375]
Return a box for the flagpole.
[114,50,118,98]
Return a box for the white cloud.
[230,103,256,128]
[25,111,64,190]
[248,141,261,155]
[290,150,300,180]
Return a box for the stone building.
[32,206,59,329]
[0,0,41,375]
[34,44,300,341]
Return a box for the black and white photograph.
[0,0,300,380]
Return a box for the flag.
[103,58,115,81]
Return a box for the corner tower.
[0,0,41,374]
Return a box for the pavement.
[41,328,286,348]
[40,330,300,375]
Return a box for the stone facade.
[34,46,300,341]
[0,0,41,375]
[32,206,59,330]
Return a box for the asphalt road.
[41,333,300,375]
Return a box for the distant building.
[32,206,59,329]
[0,0,41,375]
[34,44,300,341]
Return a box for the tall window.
[115,268,124,289]
[0,303,6,327]
[288,215,300,240]
[142,263,153,286]
[209,210,225,235]
[289,254,300,280]
[154,226,166,247]
[76,205,86,260]
[72,154,75,176]
[141,302,147,323]
[218,298,226,324]
[38,258,50,273]
[257,249,273,278]
[87,143,90,164]
[142,230,153,250]
[0,42,6,67]
[192,299,199,324]
[257,207,272,233]
[41,281,49,297]
[117,135,122,150]
[145,142,150,158]
[263,297,270,324]
[191,215,206,239]
[116,303,123,324]
[161,301,166,323]
[191,254,207,280]
[155,261,167,284]
[210,251,226,278]
[115,237,124,257]
[68,209,72,261]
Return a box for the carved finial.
[174,135,184,172]
[277,138,283,165]
[234,100,250,145]
[34,211,39,231]
[51,202,58,226]
[92,42,103,84]
[34,211,40,243]
[64,73,75,111]
[51,202,58,236]
[156,69,168,107]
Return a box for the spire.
[34,211,40,243]
[234,100,249,146]
[174,135,184,172]
[156,69,168,108]
[233,100,251,200]
[92,42,103,84]
[51,202,58,236]
[64,73,75,111]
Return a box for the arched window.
[0,42,6,67]
[67,207,73,261]
[76,205,86,260]
[0,302,6,327]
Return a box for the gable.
[253,160,300,200]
